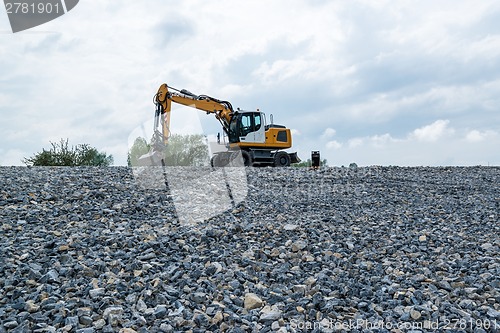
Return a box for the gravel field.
[1,166,499,333]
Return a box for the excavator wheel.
[274,151,291,167]
[241,150,253,167]
[211,153,233,167]
[211,154,223,167]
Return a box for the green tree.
[164,134,209,166]
[128,134,209,167]
[23,139,113,166]
[292,158,328,168]
[127,137,151,167]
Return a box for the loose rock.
[244,293,264,310]
[0,166,498,331]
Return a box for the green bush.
[23,139,113,166]
[292,158,328,168]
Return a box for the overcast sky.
[1,0,499,166]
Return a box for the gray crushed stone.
[1,166,499,332]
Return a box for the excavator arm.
[154,84,234,146]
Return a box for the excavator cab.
[229,112,266,144]
[228,111,293,151]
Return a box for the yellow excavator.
[139,83,300,167]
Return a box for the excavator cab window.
[228,117,238,143]
[240,114,252,137]
[254,113,262,131]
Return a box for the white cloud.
[465,130,484,142]
[369,133,400,148]
[339,133,399,151]
[348,137,364,148]
[320,129,500,167]
[253,59,310,84]
[465,129,498,142]
[326,140,342,150]
[410,120,454,142]
[321,128,336,139]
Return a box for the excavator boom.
[155,84,234,145]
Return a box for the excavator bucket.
[136,149,165,166]
[135,130,167,167]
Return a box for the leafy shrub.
[23,139,113,166]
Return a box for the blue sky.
[1,0,499,166]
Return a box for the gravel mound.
[1,166,499,332]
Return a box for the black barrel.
[311,151,320,168]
